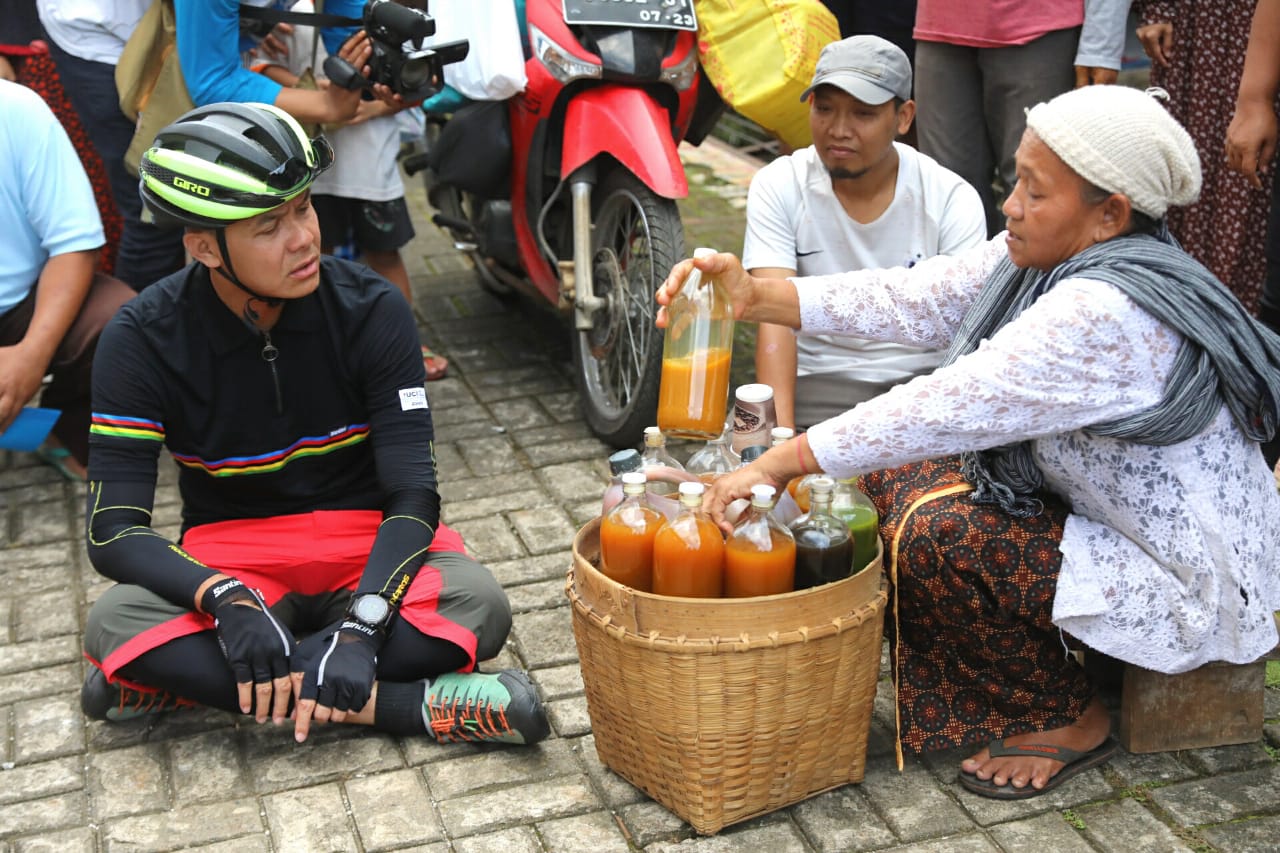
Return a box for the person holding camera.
[249,0,449,380]
[174,0,371,126]
[79,102,549,748]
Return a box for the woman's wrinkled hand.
[655,251,755,329]
[1136,22,1174,67]
[702,439,808,533]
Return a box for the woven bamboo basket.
[566,517,887,835]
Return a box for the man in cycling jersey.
[81,102,548,746]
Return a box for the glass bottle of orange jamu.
[599,472,662,592]
[657,247,734,440]
[724,484,796,597]
[652,481,725,598]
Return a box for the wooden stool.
[1118,659,1268,753]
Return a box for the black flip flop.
[958,736,1120,800]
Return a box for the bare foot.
[960,696,1111,793]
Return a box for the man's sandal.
[421,345,449,382]
[34,443,86,483]
[958,737,1119,800]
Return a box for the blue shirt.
[0,80,104,314]
[177,0,363,107]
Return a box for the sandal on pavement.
[34,443,87,483]
[958,736,1119,800]
[421,345,449,382]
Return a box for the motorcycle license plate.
[562,0,697,31]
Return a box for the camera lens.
[399,55,434,93]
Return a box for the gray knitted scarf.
[940,227,1280,517]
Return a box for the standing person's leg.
[317,194,449,380]
[848,0,918,67]
[914,41,999,234]
[979,27,1079,229]
[43,40,186,290]
[1258,166,1280,466]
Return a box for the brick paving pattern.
[1,138,1277,851]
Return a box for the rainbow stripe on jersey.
[170,423,371,477]
[90,414,165,442]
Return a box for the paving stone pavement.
[2,139,1278,852]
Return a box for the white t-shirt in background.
[259,1,406,203]
[743,142,986,426]
[37,0,150,65]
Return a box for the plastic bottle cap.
[693,247,717,259]
[808,476,835,495]
[621,471,647,486]
[678,481,705,496]
[770,427,794,442]
[750,484,776,501]
[608,449,641,475]
[643,426,664,446]
[735,383,774,403]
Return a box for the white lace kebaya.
[800,236,1280,674]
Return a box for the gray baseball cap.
[799,35,913,105]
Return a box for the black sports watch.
[345,593,395,634]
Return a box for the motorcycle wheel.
[573,169,683,449]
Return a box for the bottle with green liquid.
[832,477,880,573]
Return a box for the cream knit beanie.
[1024,85,1201,219]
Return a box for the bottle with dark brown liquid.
[788,476,853,590]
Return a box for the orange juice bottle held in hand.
[653,481,725,598]
[657,248,735,440]
[725,484,796,597]
[600,472,663,592]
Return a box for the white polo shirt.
[37,0,151,65]
[743,142,986,426]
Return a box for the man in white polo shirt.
[747,35,986,429]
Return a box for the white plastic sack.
[431,0,526,101]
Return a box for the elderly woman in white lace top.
[658,85,1280,800]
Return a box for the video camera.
[324,0,469,102]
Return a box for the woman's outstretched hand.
[702,437,817,533]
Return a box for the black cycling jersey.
[86,258,440,610]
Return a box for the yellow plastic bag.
[695,0,840,150]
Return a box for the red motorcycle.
[407,0,722,448]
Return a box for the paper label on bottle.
[398,387,429,411]
[731,395,776,454]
